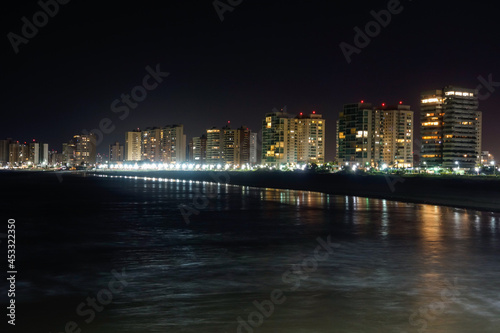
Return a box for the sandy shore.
[92,170,500,212]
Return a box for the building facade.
[25,142,49,166]
[262,110,295,166]
[161,124,186,164]
[62,142,74,166]
[125,130,142,162]
[249,132,258,164]
[376,104,413,168]
[141,127,162,162]
[0,139,11,166]
[337,102,375,167]
[206,128,222,164]
[41,143,49,165]
[421,86,482,169]
[262,110,326,166]
[28,142,39,165]
[221,126,251,166]
[295,112,325,165]
[109,142,124,162]
[420,90,444,167]
[8,142,23,165]
[72,134,96,166]
[190,135,207,163]
[337,102,413,168]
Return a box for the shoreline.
[90,170,500,213]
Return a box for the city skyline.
[0,86,495,164]
[2,92,494,170]
[0,84,497,162]
[2,1,500,161]
[3,2,500,332]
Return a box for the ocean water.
[1,171,500,333]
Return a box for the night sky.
[2,0,499,160]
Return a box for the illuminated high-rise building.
[376,104,413,168]
[20,143,29,165]
[41,143,49,165]
[262,110,295,166]
[420,90,445,167]
[190,135,207,163]
[161,124,186,164]
[72,134,96,166]
[0,139,12,166]
[222,125,251,166]
[141,127,162,162]
[249,132,258,164]
[125,129,142,161]
[28,142,40,165]
[337,102,413,168]
[238,127,251,166]
[262,109,325,166]
[337,102,375,167]
[295,112,325,165]
[109,142,124,162]
[475,112,483,165]
[26,141,49,165]
[8,142,23,165]
[421,86,482,169]
[206,127,222,164]
[62,142,74,166]
[222,125,236,165]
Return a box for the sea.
[1,171,500,333]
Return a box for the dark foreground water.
[1,171,500,333]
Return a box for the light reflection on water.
[12,173,500,332]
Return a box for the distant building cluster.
[0,140,49,167]
[336,86,488,170]
[0,85,495,171]
[123,124,256,168]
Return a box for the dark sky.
[2,0,499,161]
